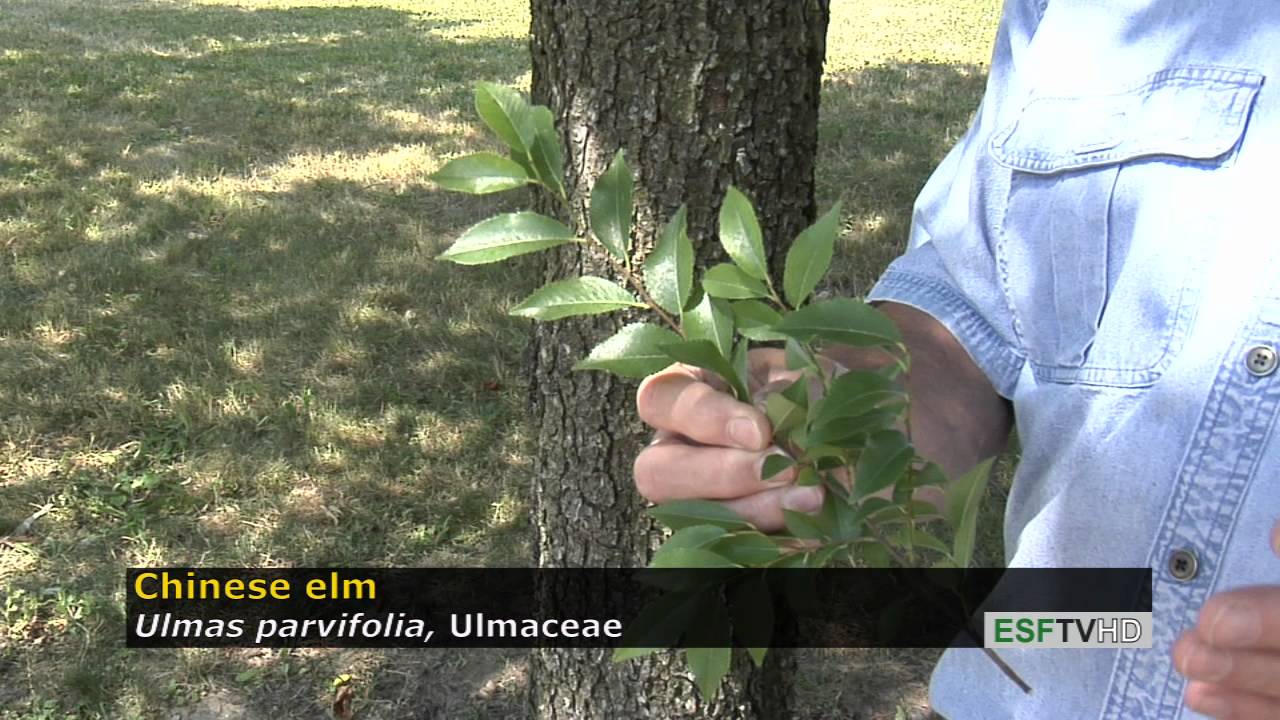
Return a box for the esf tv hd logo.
[983,612,1153,648]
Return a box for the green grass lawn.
[0,1,1001,717]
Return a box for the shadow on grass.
[0,0,537,716]
[0,2,998,714]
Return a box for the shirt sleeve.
[865,0,1047,398]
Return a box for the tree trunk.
[526,2,829,718]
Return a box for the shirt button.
[1168,548,1199,581]
[1246,346,1278,377]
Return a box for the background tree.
[524,2,831,717]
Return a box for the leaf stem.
[605,252,683,336]
[548,189,683,336]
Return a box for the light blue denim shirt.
[866,1,1280,718]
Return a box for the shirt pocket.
[989,66,1263,388]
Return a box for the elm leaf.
[783,202,841,306]
[643,205,693,317]
[660,339,748,401]
[684,294,735,358]
[948,457,995,568]
[510,276,643,320]
[687,646,732,701]
[646,499,752,531]
[773,298,903,348]
[474,82,533,155]
[439,212,578,265]
[430,153,531,194]
[854,430,914,498]
[590,150,633,261]
[574,323,682,378]
[718,186,769,281]
[732,300,786,342]
[703,264,769,299]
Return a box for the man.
[632,0,1280,717]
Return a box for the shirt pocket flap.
[989,67,1263,174]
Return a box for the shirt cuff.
[867,268,1025,399]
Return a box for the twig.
[606,253,683,336]
[0,503,52,545]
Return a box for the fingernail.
[1188,688,1231,719]
[1210,602,1262,646]
[782,486,823,514]
[728,416,762,448]
[1182,639,1233,683]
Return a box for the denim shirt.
[865,1,1280,718]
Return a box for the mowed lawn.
[0,1,1000,718]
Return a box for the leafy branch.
[432,82,1024,700]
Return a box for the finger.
[634,438,796,503]
[1185,681,1279,720]
[1272,517,1280,558]
[721,484,826,534]
[636,368,770,450]
[1175,631,1280,698]
[1196,586,1280,650]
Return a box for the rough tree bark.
[526,2,830,718]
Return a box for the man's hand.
[633,347,825,532]
[632,302,1013,533]
[1174,518,1280,719]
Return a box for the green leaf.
[811,370,906,427]
[760,454,795,481]
[430,153,531,194]
[732,300,786,342]
[895,526,951,556]
[475,82,533,155]
[530,126,566,198]
[783,509,829,540]
[854,496,902,524]
[947,457,995,568]
[684,295,735,358]
[781,375,810,408]
[711,532,782,565]
[783,202,841,306]
[858,542,892,568]
[703,264,769,299]
[647,499,752,531]
[784,337,819,372]
[650,547,739,569]
[659,339,748,401]
[764,393,803,435]
[731,339,749,396]
[510,276,643,321]
[773,298,903,348]
[574,323,682,378]
[438,212,578,265]
[854,430,914,498]
[687,647,732,701]
[718,186,769,281]
[914,462,948,488]
[832,491,862,542]
[650,525,728,566]
[590,150,633,261]
[794,466,820,487]
[643,205,693,317]
[612,589,704,662]
[807,409,900,446]
[729,574,773,666]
